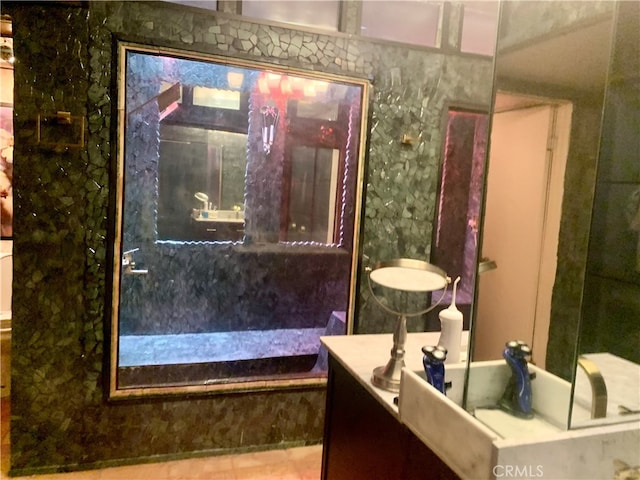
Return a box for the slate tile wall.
[7,1,493,473]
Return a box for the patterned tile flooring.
[0,398,322,480]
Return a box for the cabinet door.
[322,356,460,480]
[191,220,244,241]
[322,357,409,479]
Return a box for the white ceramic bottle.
[438,276,462,364]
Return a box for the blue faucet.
[422,345,447,395]
[499,340,534,419]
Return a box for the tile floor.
[0,398,323,480]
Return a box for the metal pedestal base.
[371,315,407,393]
[371,363,403,393]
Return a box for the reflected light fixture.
[314,80,329,93]
[303,83,317,97]
[289,76,305,92]
[261,104,279,155]
[258,77,270,94]
[368,258,450,392]
[266,72,281,89]
[280,77,293,95]
[227,71,244,89]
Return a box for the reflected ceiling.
[497,18,614,92]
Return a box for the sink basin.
[213,209,244,220]
[399,366,497,479]
[399,362,640,479]
[193,209,244,222]
[463,360,572,434]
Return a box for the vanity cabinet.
[189,219,244,241]
[321,354,459,480]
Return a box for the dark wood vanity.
[320,333,461,480]
[189,217,244,241]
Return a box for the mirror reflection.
[111,43,369,397]
[469,1,638,432]
[573,0,640,428]
[158,127,247,241]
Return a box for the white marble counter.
[323,333,640,480]
[321,331,468,419]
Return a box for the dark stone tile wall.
[578,1,640,366]
[510,1,639,381]
[546,101,602,380]
[357,51,493,333]
[120,247,351,334]
[7,1,493,473]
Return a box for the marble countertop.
[322,332,640,480]
[321,331,468,419]
[192,216,244,224]
[191,210,244,223]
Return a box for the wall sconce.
[37,111,85,148]
[261,104,279,155]
[0,37,14,65]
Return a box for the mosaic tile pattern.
[1,399,324,480]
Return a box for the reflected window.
[192,87,240,109]
[157,126,247,242]
[361,1,441,47]
[242,0,340,31]
[284,146,340,244]
[161,0,218,11]
[460,1,499,55]
[280,92,351,245]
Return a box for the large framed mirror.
[109,42,370,398]
[468,1,638,434]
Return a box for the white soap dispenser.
[438,276,462,364]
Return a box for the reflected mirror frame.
[109,42,371,398]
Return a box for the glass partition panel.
[460,1,499,55]
[242,0,340,32]
[360,1,441,47]
[573,0,640,429]
[110,43,370,398]
[468,1,625,434]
